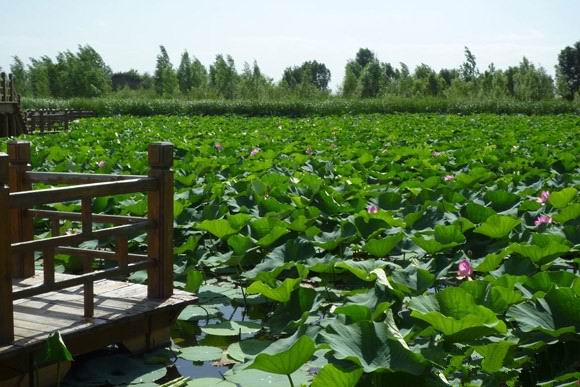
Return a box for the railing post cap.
[7,141,31,163]
[148,142,173,168]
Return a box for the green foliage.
[9,113,579,386]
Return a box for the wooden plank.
[12,260,151,299]
[9,177,157,208]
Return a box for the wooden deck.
[0,272,196,384]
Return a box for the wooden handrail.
[9,178,157,208]
[10,221,153,254]
[27,171,149,185]
[0,141,175,345]
[30,209,147,225]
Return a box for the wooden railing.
[0,141,174,345]
[0,73,19,103]
[25,109,95,134]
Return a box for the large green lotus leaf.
[247,277,301,303]
[484,190,520,211]
[334,259,386,282]
[434,224,465,244]
[333,304,372,323]
[311,363,363,387]
[178,305,220,321]
[175,235,201,255]
[463,202,496,224]
[185,269,203,293]
[257,225,289,247]
[318,320,426,374]
[363,233,403,257]
[258,197,294,216]
[508,234,571,265]
[390,266,435,296]
[227,234,255,255]
[186,378,236,387]
[473,341,516,373]
[553,203,580,224]
[197,219,238,239]
[201,321,262,336]
[225,368,311,387]
[247,335,315,375]
[474,252,506,272]
[226,339,273,362]
[474,215,520,239]
[485,286,523,313]
[409,287,507,341]
[544,288,580,331]
[525,271,577,293]
[353,216,390,238]
[412,236,458,254]
[548,187,577,209]
[506,289,580,337]
[378,191,402,210]
[227,213,253,229]
[179,345,223,362]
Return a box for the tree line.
[5,42,580,101]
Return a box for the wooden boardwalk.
[2,272,195,360]
[0,141,196,385]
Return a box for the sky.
[1,0,579,90]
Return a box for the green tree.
[239,61,272,99]
[555,41,580,100]
[154,45,178,96]
[460,46,478,82]
[282,61,331,93]
[10,56,29,96]
[27,57,52,97]
[209,54,238,99]
[177,50,193,94]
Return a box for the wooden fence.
[0,141,174,345]
[25,109,94,134]
[0,73,19,103]
[0,73,26,137]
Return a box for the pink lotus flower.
[250,147,260,157]
[432,151,442,157]
[534,215,552,226]
[305,146,313,155]
[97,160,106,168]
[214,143,223,152]
[367,204,379,214]
[443,175,455,182]
[457,259,473,280]
[536,191,550,205]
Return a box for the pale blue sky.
[1,0,578,90]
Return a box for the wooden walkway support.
[0,73,27,137]
[0,141,196,386]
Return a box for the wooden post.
[8,141,34,278]
[0,73,6,102]
[147,143,173,299]
[0,153,15,345]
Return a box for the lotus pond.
[2,113,579,386]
